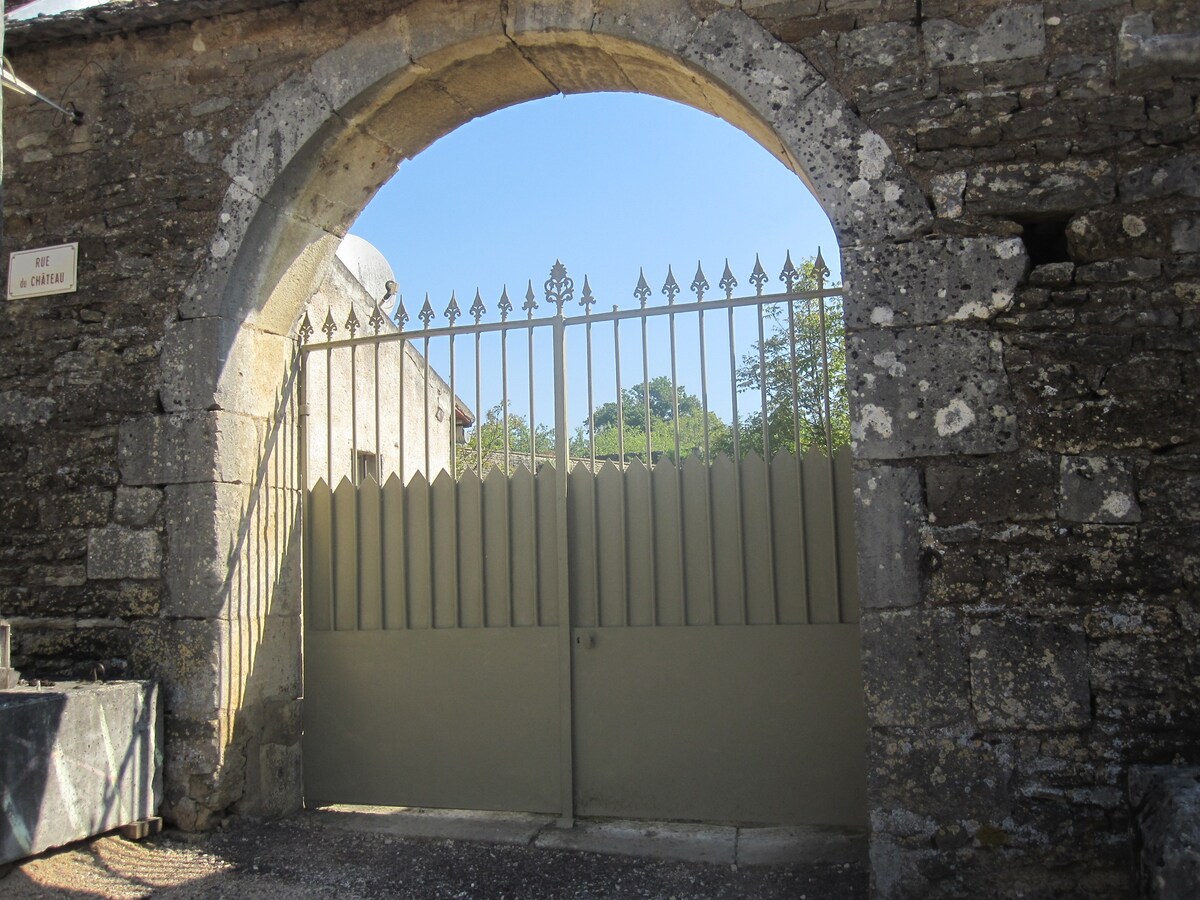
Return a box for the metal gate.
[299,253,867,827]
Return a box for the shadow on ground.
[2,810,867,899]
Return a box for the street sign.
[8,243,78,299]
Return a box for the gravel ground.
[2,812,867,899]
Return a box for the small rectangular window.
[356,450,378,484]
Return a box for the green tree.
[457,403,555,476]
[723,260,849,457]
[572,376,728,461]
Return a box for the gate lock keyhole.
[576,632,596,650]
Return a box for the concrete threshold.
[315,805,867,868]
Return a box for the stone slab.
[1129,766,1200,900]
[0,681,161,866]
[535,818,738,865]
[736,825,868,867]
[316,805,553,846]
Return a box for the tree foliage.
[571,376,728,461]
[721,259,850,456]
[457,403,555,476]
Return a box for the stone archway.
[143,0,1025,838]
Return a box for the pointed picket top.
[690,261,709,302]
[298,311,314,344]
[662,265,680,305]
[345,308,360,338]
[580,274,595,314]
[779,250,799,292]
[498,285,513,321]
[719,258,738,299]
[444,291,461,326]
[457,463,482,490]
[749,254,769,296]
[544,259,574,314]
[368,306,386,334]
[523,280,538,317]
[383,472,403,492]
[634,268,652,307]
[418,293,436,328]
[470,288,487,323]
[394,295,409,329]
[814,246,831,283]
[321,310,338,340]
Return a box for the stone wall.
[1,0,1196,896]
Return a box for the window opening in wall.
[355,450,378,485]
[1019,217,1072,266]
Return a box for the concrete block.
[0,681,161,865]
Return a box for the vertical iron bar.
[398,339,406,484]
[756,301,769,459]
[449,331,457,477]
[586,316,596,465]
[819,292,833,455]
[641,314,652,464]
[502,329,511,473]
[527,319,539,625]
[475,332,483,474]
[614,312,625,464]
[351,341,362,630]
[325,343,333,487]
[698,307,711,463]
[552,312,575,827]
[528,322,537,473]
[374,337,385,628]
[788,299,801,452]
[423,336,431,479]
[669,310,681,463]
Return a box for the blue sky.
[351,92,839,436]
[351,92,838,320]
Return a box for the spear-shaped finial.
[634,268,652,307]
[690,261,709,302]
[298,311,314,344]
[470,288,487,323]
[779,250,799,292]
[662,265,680,304]
[523,280,538,317]
[580,274,595,314]
[719,259,737,300]
[444,291,461,326]
[749,254,769,296]
[418,293,436,328]
[498,285,513,322]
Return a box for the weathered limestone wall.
[1,0,1196,896]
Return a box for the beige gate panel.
[770,451,810,624]
[572,625,867,827]
[680,455,717,626]
[303,629,561,813]
[801,449,841,624]
[651,459,686,626]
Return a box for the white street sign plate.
[8,243,78,299]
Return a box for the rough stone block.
[1059,456,1141,523]
[1129,765,1200,900]
[854,466,924,609]
[926,453,1056,525]
[112,485,163,527]
[159,317,296,418]
[964,160,1115,217]
[968,617,1091,730]
[86,526,161,580]
[1067,209,1171,262]
[848,327,1018,459]
[862,608,972,727]
[924,7,1046,69]
[1119,153,1200,203]
[118,411,262,486]
[844,236,1027,329]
